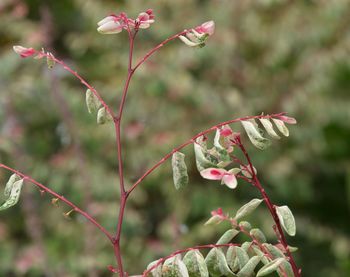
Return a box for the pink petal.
[220,128,233,137]
[222,174,237,189]
[200,168,226,180]
[195,20,215,36]
[277,115,297,124]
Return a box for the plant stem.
[0,164,113,242]
[112,29,192,276]
[237,140,301,277]
[112,29,137,277]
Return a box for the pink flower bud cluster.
[179,21,215,47]
[97,9,155,35]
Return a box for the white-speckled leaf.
[257,258,285,277]
[0,179,24,211]
[183,250,209,277]
[146,259,162,277]
[4,174,21,197]
[272,119,289,137]
[216,229,240,245]
[235,247,250,270]
[250,228,267,243]
[97,107,113,124]
[235,199,263,221]
[205,248,234,277]
[276,205,296,236]
[241,121,271,150]
[277,260,294,277]
[237,256,261,277]
[172,152,189,190]
[259,118,280,139]
[162,255,189,277]
[194,138,216,171]
[86,89,101,114]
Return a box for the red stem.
[236,139,301,277]
[0,164,113,242]
[112,29,137,276]
[111,29,191,276]
[127,113,285,195]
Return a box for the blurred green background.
[0,0,350,276]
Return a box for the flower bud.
[97,16,123,34]
[179,20,215,48]
[195,20,215,36]
[13,45,36,58]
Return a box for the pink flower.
[13,46,36,58]
[195,20,215,36]
[97,9,155,34]
[200,168,237,189]
[211,207,224,218]
[135,9,155,29]
[97,16,123,34]
[179,20,215,48]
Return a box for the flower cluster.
[97,9,155,35]
[179,21,215,47]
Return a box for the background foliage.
[0,0,349,276]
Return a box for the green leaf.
[183,250,209,277]
[241,120,271,150]
[97,107,113,124]
[226,246,239,272]
[259,118,280,139]
[272,119,289,137]
[277,260,294,277]
[204,215,223,226]
[86,89,101,114]
[0,179,24,211]
[146,259,162,277]
[216,229,240,245]
[276,205,296,236]
[250,228,266,243]
[235,247,250,270]
[194,137,216,171]
[4,174,21,197]
[234,199,263,221]
[241,242,254,256]
[205,248,234,277]
[237,256,261,277]
[263,243,284,258]
[252,246,270,265]
[257,258,285,277]
[172,152,189,190]
[238,221,251,232]
[162,255,189,277]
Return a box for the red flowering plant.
[2,9,301,277]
